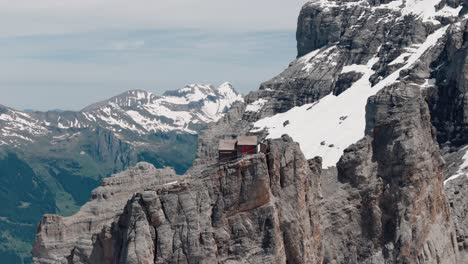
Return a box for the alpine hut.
[236,136,258,156]
[218,139,237,161]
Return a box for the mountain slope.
[253,26,449,167]
[34,138,323,264]
[31,0,468,263]
[0,82,242,145]
[0,83,242,263]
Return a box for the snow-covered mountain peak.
[162,84,217,104]
[0,83,243,147]
[82,89,156,112]
[81,83,243,135]
[0,107,49,146]
[216,82,243,101]
[162,82,242,105]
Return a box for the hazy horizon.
[0,0,307,111]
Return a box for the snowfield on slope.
[246,99,268,112]
[0,82,243,146]
[253,26,448,168]
[445,147,468,185]
[310,0,462,24]
[80,82,243,134]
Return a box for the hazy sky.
[0,0,307,111]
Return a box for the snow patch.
[300,45,339,72]
[97,112,143,134]
[421,78,436,90]
[246,99,268,112]
[445,147,468,185]
[0,110,48,143]
[162,181,178,187]
[83,112,96,122]
[389,45,420,66]
[341,64,370,73]
[142,106,193,127]
[376,0,462,23]
[253,26,448,168]
[1,130,33,142]
[126,110,195,134]
[311,0,462,25]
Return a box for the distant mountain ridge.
[0,82,243,147]
[0,82,242,263]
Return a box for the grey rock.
[334,71,363,96]
[33,138,323,264]
[324,84,459,263]
[244,0,443,122]
[427,20,468,147]
[32,163,179,264]
[445,175,468,262]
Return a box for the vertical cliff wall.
[323,84,458,263]
[33,137,323,264]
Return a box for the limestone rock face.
[246,0,434,118]
[428,20,468,147]
[445,175,468,262]
[442,144,468,262]
[32,163,179,264]
[32,0,468,263]
[325,84,458,263]
[33,84,462,263]
[33,137,323,264]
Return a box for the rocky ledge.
[32,163,179,263]
[33,136,322,264]
[33,84,460,263]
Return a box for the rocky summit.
[34,137,322,264]
[32,0,468,263]
[0,83,242,262]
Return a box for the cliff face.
[428,19,468,147]
[33,0,468,263]
[247,0,437,118]
[33,84,461,263]
[32,163,179,263]
[325,84,458,263]
[33,137,322,264]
